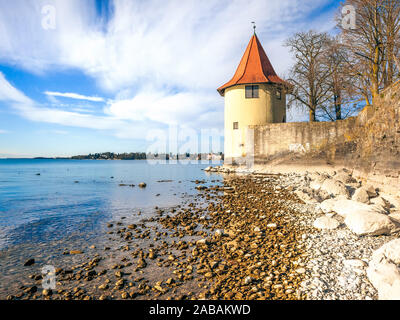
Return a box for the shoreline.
[4,165,400,300]
[4,172,310,300]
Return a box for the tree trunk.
[309,108,316,122]
[334,94,342,120]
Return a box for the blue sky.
[0,0,342,157]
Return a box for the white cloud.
[0,0,337,93]
[0,72,33,104]
[0,129,9,134]
[44,91,104,102]
[105,88,221,127]
[0,0,339,144]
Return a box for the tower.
[217,32,289,162]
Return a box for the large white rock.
[331,199,387,217]
[313,216,340,230]
[371,238,400,265]
[344,211,396,236]
[367,261,400,299]
[352,187,370,204]
[367,239,400,300]
[320,198,341,213]
[320,178,350,198]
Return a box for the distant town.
[34,152,224,161]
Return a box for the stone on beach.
[370,196,391,211]
[344,210,396,236]
[333,172,356,184]
[24,258,35,266]
[70,250,83,255]
[322,199,387,217]
[364,185,378,198]
[343,259,367,269]
[319,197,343,213]
[320,178,349,198]
[367,239,400,300]
[352,187,370,204]
[313,216,340,230]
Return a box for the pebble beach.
[3,163,400,300]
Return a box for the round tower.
[217,33,289,162]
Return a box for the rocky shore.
[206,165,400,300]
[6,165,400,300]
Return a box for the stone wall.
[243,80,400,194]
[352,80,400,178]
[249,117,357,163]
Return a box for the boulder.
[313,216,340,230]
[352,187,370,204]
[371,238,400,264]
[320,198,341,213]
[344,211,396,236]
[364,184,378,198]
[320,178,350,198]
[23,258,35,266]
[330,199,387,217]
[367,239,400,299]
[343,259,367,269]
[334,172,356,184]
[370,196,391,211]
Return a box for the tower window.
[233,122,239,130]
[276,89,282,100]
[245,85,259,98]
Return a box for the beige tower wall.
[224,83,286,160]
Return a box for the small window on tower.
[233,122,239,130]
[245,85,259,99]
[276,89,282,100]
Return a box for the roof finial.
[251,21,256,34]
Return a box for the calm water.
[0,159,222,251]
[0,159,223,296]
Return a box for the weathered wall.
[352,80,400,177]
[248,117,356,163]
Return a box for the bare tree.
[285,31,332,122]
[339,0,400,102]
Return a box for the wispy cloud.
[0,129,9,134]
[44,91,104,102]
[0,0,337,93]
[0,0,338,146]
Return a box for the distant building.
[217,32,290,162]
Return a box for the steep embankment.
[353,81,400,175]
[288,80,400,195]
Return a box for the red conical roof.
[217,33,287,96]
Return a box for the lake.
[0,159,222,297]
